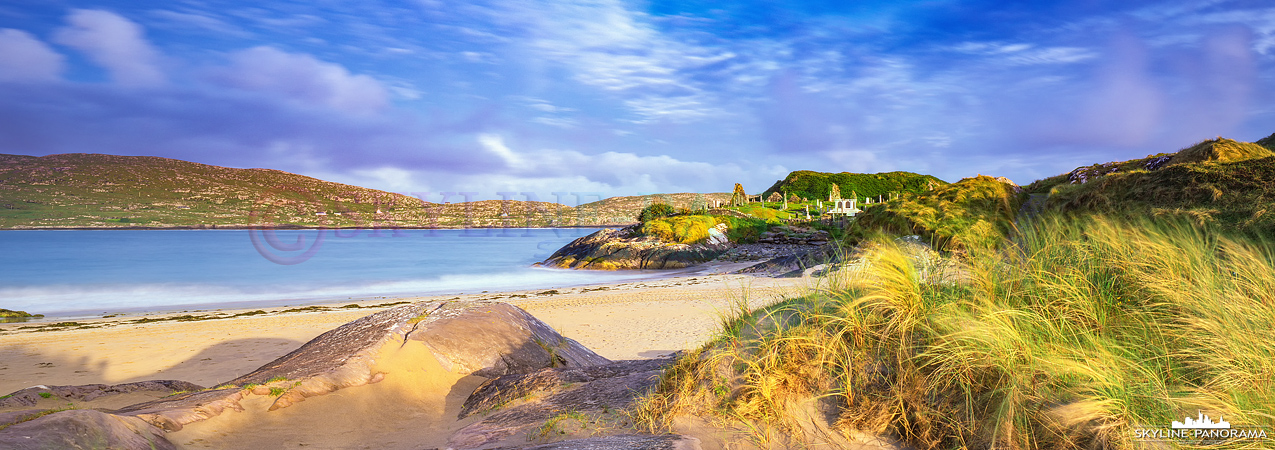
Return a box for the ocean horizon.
[0,227,672,318]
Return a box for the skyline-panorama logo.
[1132,411,1269,444]
[1172,411,1230,429]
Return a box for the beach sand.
[0,271,817,448]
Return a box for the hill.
[760,170,946,202]
[1024,136,1275,233]
[851,175,1024,251]
[577,192,733,223]
[0,153,582,229]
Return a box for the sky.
[1,0,1274,202]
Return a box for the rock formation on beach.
[0,301,698,449]
[538,225,731,270]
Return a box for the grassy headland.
[761,170,947,201]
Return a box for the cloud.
[147,10,251,38]
[211,46,389,113]
[488,0,740,123]
[0,29,65,82]
[53,9,166,86]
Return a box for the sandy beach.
[0,270,817,448]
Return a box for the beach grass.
[633,214,1275,449]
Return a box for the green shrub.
[640,214,774,244]
[638,203,677,223]
[641,215,719,244]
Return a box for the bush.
[638,203,676,223]
[640,214,774,244]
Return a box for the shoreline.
[1,261,752,322]
[0,267,816,396]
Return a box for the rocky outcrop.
[756,229,830,246]
[539,226,728,270]
[114,301,608,432]
[449,356,681,449]
[0,380,203,408]
[737,244,845,277]
[0,409,176,450]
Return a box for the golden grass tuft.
[633,215,1275,449]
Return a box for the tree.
[638,203,676,223]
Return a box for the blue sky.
[2,0,1273,200]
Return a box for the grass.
[633,214,1275,449]
[532,410,603,441]
[640,214,777,244]
[0,407,74,432]
[1045,155,1275,235]
[851,175,1024,252]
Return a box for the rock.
[736,244,844,277]
[449,356,678,449]
[459,357,675,419]
[116,301,607,431]
[491,434,703,449]
[0,380,204,408]
[0,409,176,450]
[539,226,728,270]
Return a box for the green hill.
[851,175,1024,251]
[1023,136,1275,234]
[0,153,578,229]
[760,170,946,202]
[1256,132,1275,150]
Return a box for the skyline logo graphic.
[1172,411,1230,429]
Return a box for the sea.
[0,228,676,319]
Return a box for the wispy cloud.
[53,9,166,87]
[0,29,64,82]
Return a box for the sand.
[0,271,816,448]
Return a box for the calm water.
[0,228,664,318]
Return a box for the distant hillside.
[1026,136,1275,233]
[1257,132,1275,150]
[0,153,583,229]
[760,170,946,202]
[578,192,733,223]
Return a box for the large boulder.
[539,226,727,270]
[0,409,176,450]
[115,301,608,431]
[450,356,679,448]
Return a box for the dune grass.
[632,215,1275,449]
[851,175,1024,252]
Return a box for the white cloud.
[54,9,166,86]
[214,46,389,113]
[493,0,738,123]
[468,133,788,195]
[148,10,250,38]
[951,41,1096,65]
[0,29,64,82]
